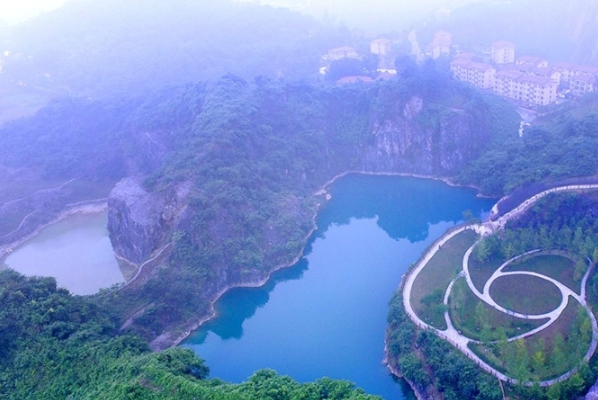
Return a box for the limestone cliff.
[362,96,485,175]
[107,178,190,265]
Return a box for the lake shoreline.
[155,171,490,356]
[0,199,108,260]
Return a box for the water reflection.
[315,174,491,243]
[183,174,496,400]
[191,259,309,342]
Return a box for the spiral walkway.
[401,184,598,386]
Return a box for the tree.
[473,239,490,263]
[574,258,587,282]
[326,58,370,82]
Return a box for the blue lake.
[183,174,496,399]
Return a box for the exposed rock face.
[362,96,486,175]
[107,177,190,265]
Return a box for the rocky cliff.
[362,96,484,175]
[107,177,190,265]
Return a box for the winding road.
[401,183,598,386]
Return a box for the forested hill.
[0,0,352,99]
[0,269,381,400]
[0,60,520,345]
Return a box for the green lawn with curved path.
[449,277,548,341]
[489,274,563,315]
[503,253,581,295]
[410,229,477,329]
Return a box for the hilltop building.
[491,41,515,64]
[370,38,392,55]
[570,74,596,94]
[450,58,496,89]
[514,64,561,85]
[551,62,577,83]
[327,46,358,61]
[494,70,557,106]
[431,31,452,59]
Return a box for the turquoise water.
[1,211,124,295]
[183,174,496,399]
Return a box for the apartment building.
[570,74,596,94]
[450,59,496,89]
[431,31,452,59]
[370,38,392,55]
[551,62,577,83]
[514,64,561,85]
[495,70,557,106]
[491,41,515,64]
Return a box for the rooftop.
[571,74,596,84]
[328,46,355,53]
[432,37,451,47]
[551,61,576,70]
[455,52,475,60]
[574,65,598,75]
[435,30,452,38]
[531,66,558,76]
[370,38,392,45]
[497,70,524,80]
[451,58,472,66]
[451,59,495,72]
[516,55,546,65]
[517,74,553,86]
[492,41,515,49]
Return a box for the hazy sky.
[0,0,471,28]
[243,0,471,31]
[0,0,67,24]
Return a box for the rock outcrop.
[107,177,190,265]
[362,96,486,175]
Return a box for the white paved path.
[401,184,598,386]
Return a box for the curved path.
[401,184,598,386]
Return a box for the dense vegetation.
[387,293,503,400]
[458,95,598,195]
[0,269,381,400]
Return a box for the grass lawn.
[472,300,590,381]
[504,253,581,295]
[410,229,478,330]
[469,256,503,293]
[489,274,562,315]
[449,277,547,341]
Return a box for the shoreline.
[153,210,321,350]
[383,342,427,400]
[159,170,487,349]
[0,199,108,260]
